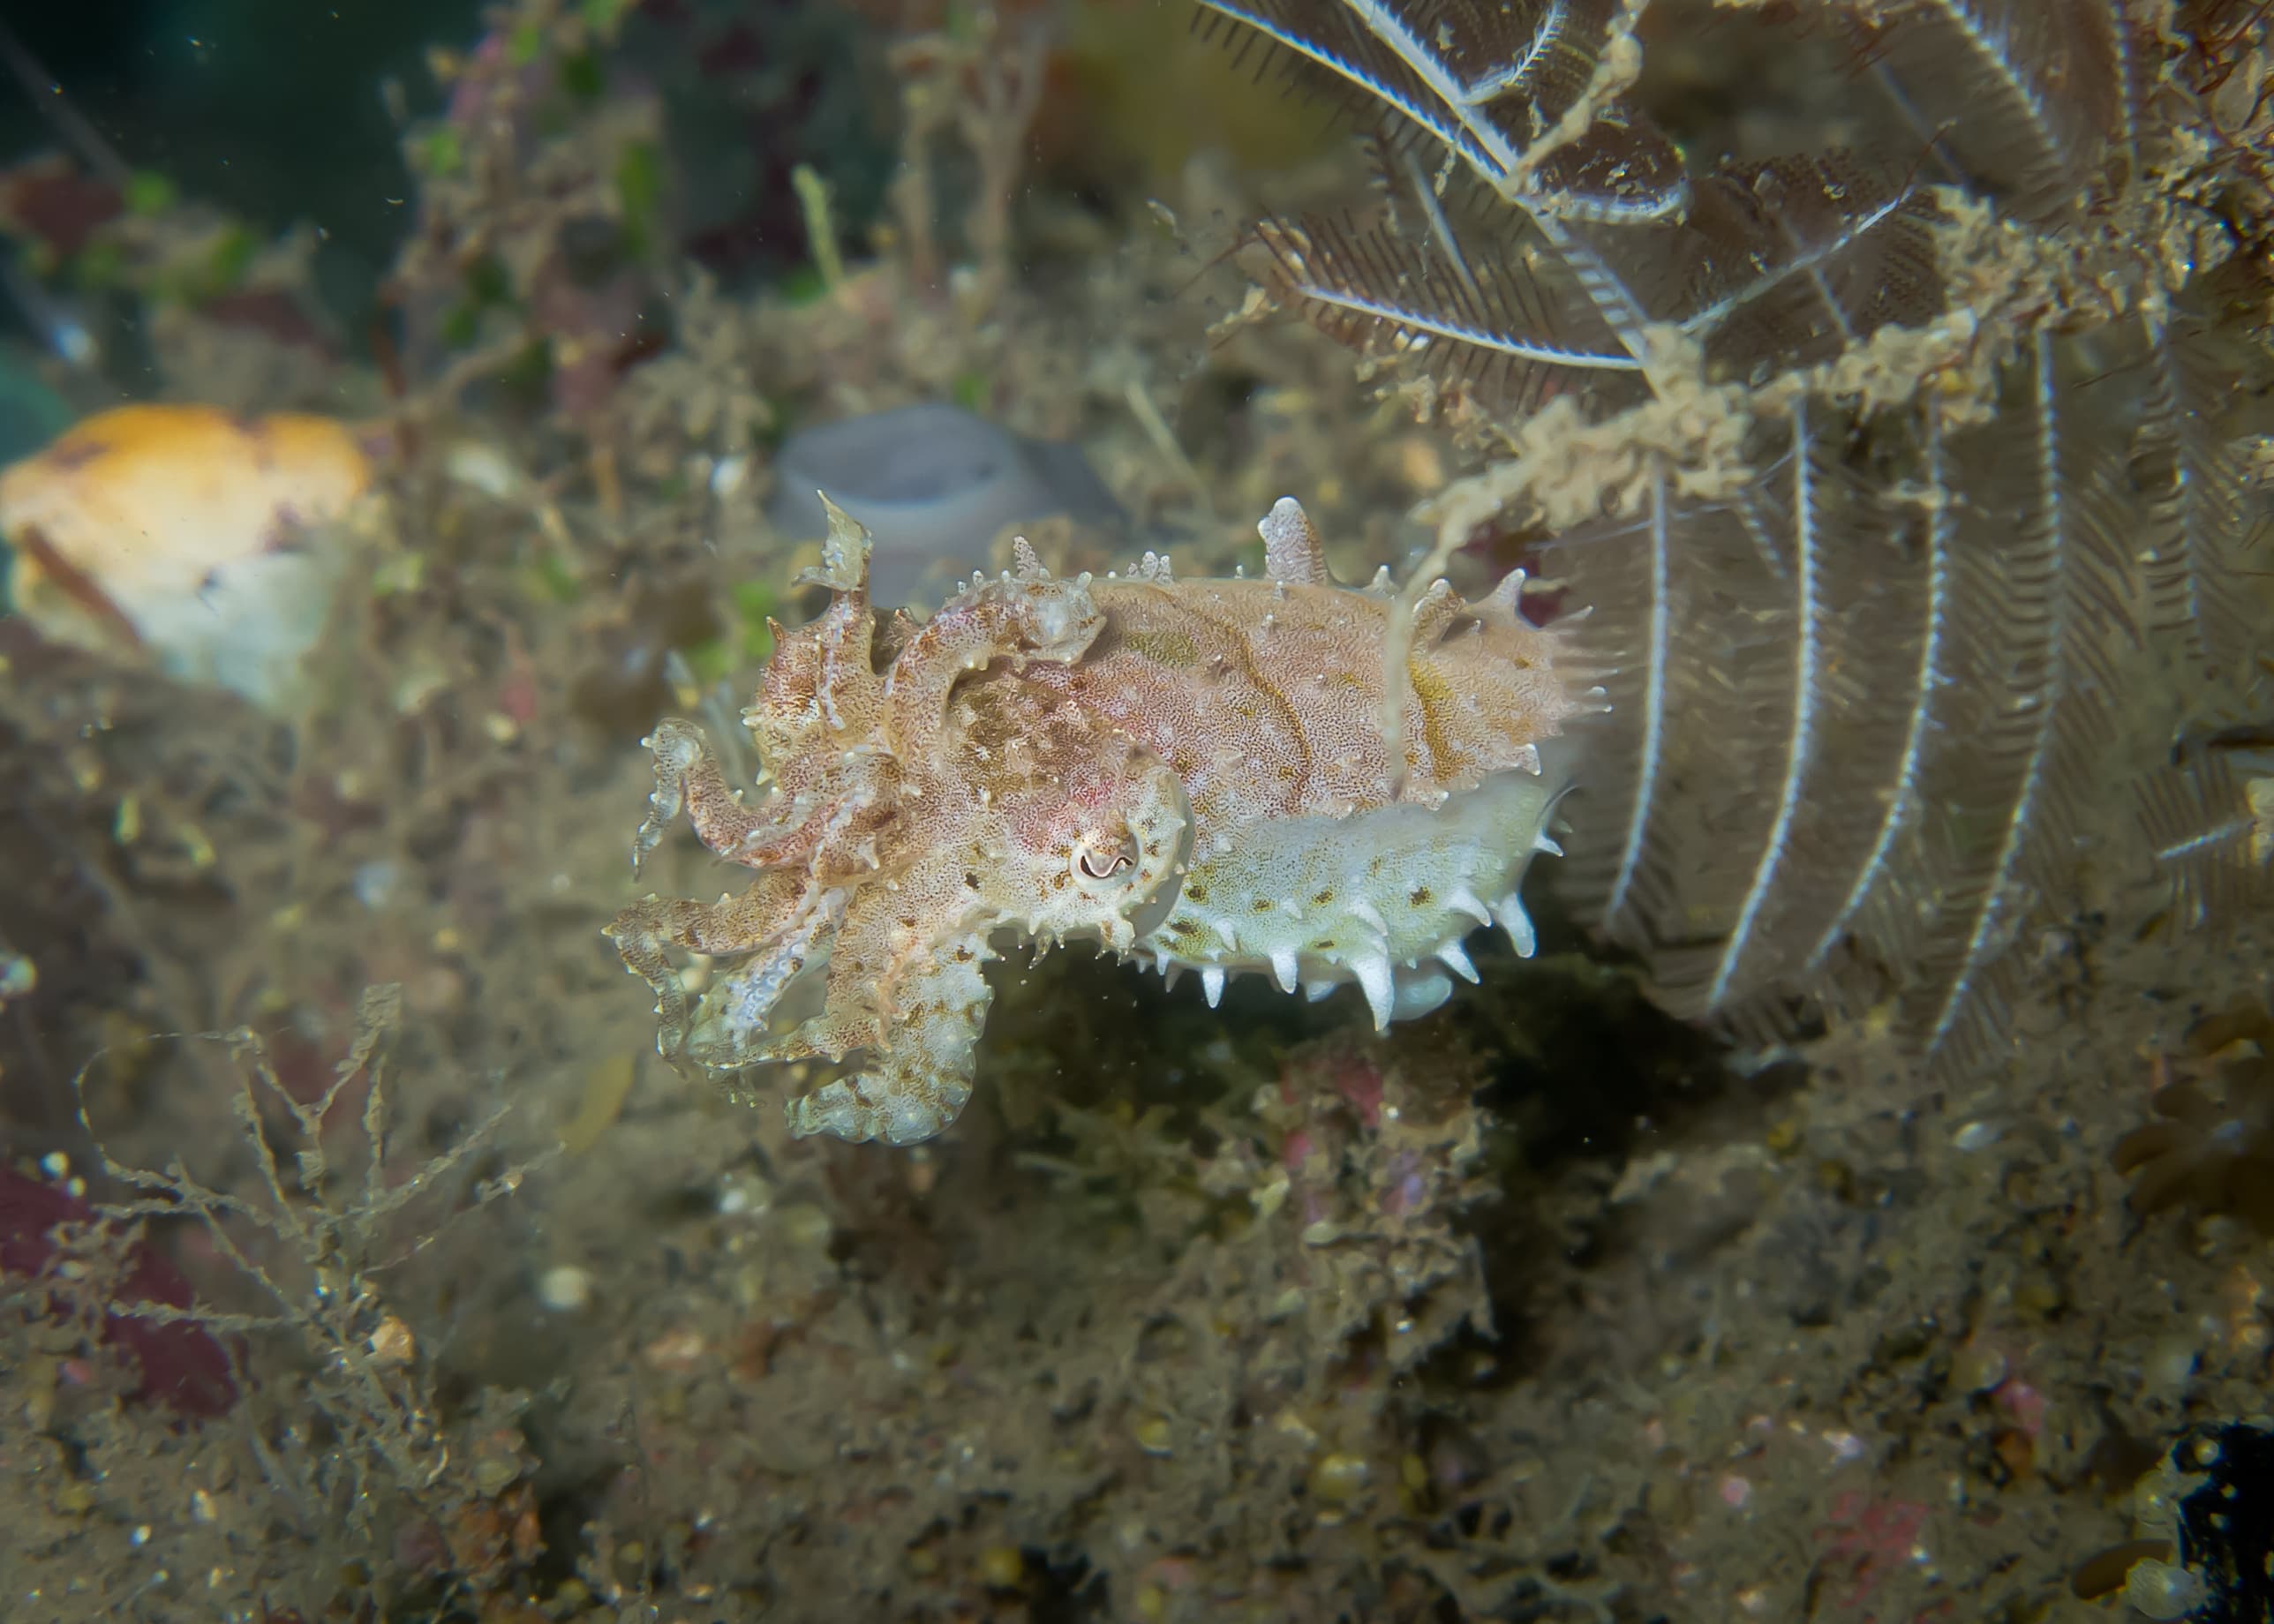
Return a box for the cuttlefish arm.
[780,921,997,1147]
[614,714,873,1062]
[605,867,817,1062]
[695,846,991,1146]
[880,547,1105,759]
[681,883,847,1071]
[630,718,828,875]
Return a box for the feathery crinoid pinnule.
[608,498,1587,1146]
[1197,0,2274,1067]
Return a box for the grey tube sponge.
[766,402,1121,603]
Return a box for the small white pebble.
[443,440,521,498]
[716,1172,772,1216]
[1952,1119,2000,1152]
[538,1265,594,1313]
[2144,1336,2199,1395]
[351,860,400,909]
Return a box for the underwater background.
[3,1,2272,1620]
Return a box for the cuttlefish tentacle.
[784,925,996,1146]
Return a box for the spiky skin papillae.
[606,498,1585,1146]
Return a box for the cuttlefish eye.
[1075,829,1138,881]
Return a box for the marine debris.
[0,402,376,710]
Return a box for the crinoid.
[2139,724,2274,932]
[1198,0,2274,1065]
